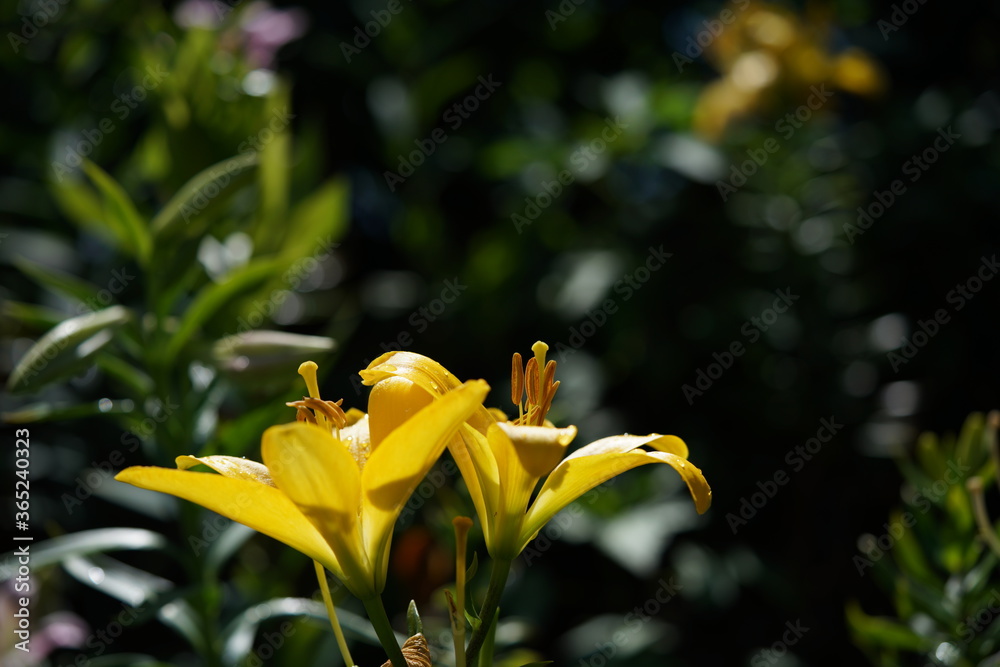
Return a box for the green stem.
[361,595,406,667]
[315,562,355,666]
[464,558,511,666]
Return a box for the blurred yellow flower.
[361,342,711,561]
[116,361,489,599]
[691,3,885,140]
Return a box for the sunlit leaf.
[846,600,937,651]
[0,528,167,581]
[82,160,152,266]
[204,522,257,576]
[163,258,283,363]
[220,597,386,665]
[150,152,258,238]
[277,177,349,265]
[13,257,106,307]
[2,398,134,424]
[7,305,132,394]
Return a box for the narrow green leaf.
[220,597,387,664]
[0,528,167,581]
[278,177,349,265]
[7,305,132,394]
[846,600,937,651]
[3,300,65,330]
[150,152,258,237]
[86,655,171,667]
[163,258,283,363]
[13,257,106,308]
[63,552,173,607]
[204,523,257,576]
[82,160,152,266]
[49,174,112,241]
[254,113,291,248]
[2,398,134,424]
[97,353,155,396]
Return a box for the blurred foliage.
[848,412,1000,666]
[1,0,999,664]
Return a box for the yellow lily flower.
[361,342,711,562]
[115,361,490,600]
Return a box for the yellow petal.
[496,423,577,477]
[520,450,712,552]
[361,379,490,583]
[360,351,500,547]
[563,433,688,462]
[360,351,463,395]
[261,422,370,595]
[114,466,342,576]
[175,455,275,486]
[361,351,494,433]
[486,423,575,558]
[367,376,433,449]
[450,424,501,549]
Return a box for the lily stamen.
[525,357,539,406]
[511,352,524,408]
[286,397,348,431]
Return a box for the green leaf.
[13,256,106,307]
[82,160,152,266]
[846,600,937,652]
[220,597,387,664]
[63,552,205,651]
[49,174,110,241]
[97,353,156,396]
[2,300,65,330]
[7,305,133,394]
[2,398,134,424]
[277,177,349,265]
[150,152,258,238]
[86,655,171,667]
[63,552,173,607]
[163,258,284,363]
[204,523,257,577]
[0,528,167,581]
[258,126,290,231]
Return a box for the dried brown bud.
[380,633,431,667]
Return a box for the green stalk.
[464,558,511,666]
[315,562,355,666]
[361,595,406,667]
